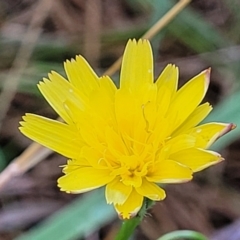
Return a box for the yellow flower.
[19,39,235,219]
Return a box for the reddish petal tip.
[205,68,211,84]
[218,123,236,140]
[207,67,211,73]
[200,68,211,92]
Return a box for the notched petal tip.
[63,59,70,66]
[138,38,150,46]
[37,82,43,89]
[57,180,72,193]
[21,114,29,122]
[18,126,25,133]
[71,58,76,63]
[75,54,82,60]
[42,77,50,84]
[126,38,151,47]
[161,63,177,73]
[75,55,89,65]
[167,63,178,68]
[18,118,27,128]
[117,209,139,220]
[47,71,55,80]
[126,38,137,46]
[63,58,76,68]
[58,187,75,194]
[48,71,54,78]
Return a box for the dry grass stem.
[0,0,53,130]
[104,0,191,76]
[0,144,51,189]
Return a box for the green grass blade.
[128,0,231,53]
[150,0,230,52]
[15,189,116,240]
[205,91,240,151]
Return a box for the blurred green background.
[0,0,240,239]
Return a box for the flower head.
[20,39,235,219]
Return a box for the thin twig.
[104,0,191,76]
[0,0,191,190]
[0,0,53,189]
[0,144,51,189]
[0,0,53,130]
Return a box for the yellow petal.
[19,114,82,159]
[115,84,157,146]
[156,64,178,93]
[167,69,210,132]
[64,55,99,95]
[146,160,193,183]
[187,122,236,148]
[170,148,223,172]
[99,75,117,95]
[156,64,178,116]
[75,76,118,146]
[89,76,117,124]
[115,189,143,219]
[63,159,90,174]
[78,120,105,153]
[148,117,170,146]
[80,146,109,169]
[105,177,132,204]
[120,39,153,91]
[105,126,129,157]
[63,98,84,126]
[136,178,166,201]
[172,102,212,136]
[165,134,196,155]
[38,71,86,124]
[114,89,141,138]
[140,84,157,118]
[58,167,114,193]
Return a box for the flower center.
[112,155,149,188]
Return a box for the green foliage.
[205,91,240,151]
[0,148,6,172]
[157,230,208,240]
[129,0,231,52]
[15,189,116,240]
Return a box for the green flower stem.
[115,199,154,240]
[157,230,209,240]
[115,216,142,240]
